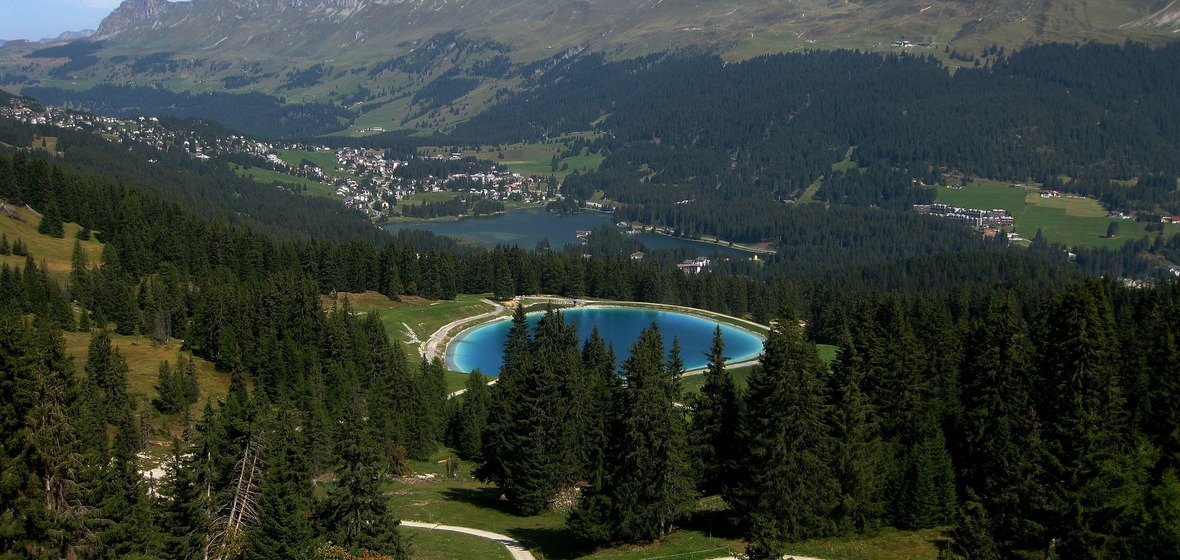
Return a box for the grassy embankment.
[339,291,500,394]
[934,181,1157,249]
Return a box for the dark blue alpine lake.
[446,306,765,375]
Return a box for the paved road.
[401,520,535,560]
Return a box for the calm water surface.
[447,306,765,375]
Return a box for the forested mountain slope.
[1,0,1177,135]
[4,122,1180,558]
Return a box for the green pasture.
[233,164,340,198]
[398,191,465,206]
[274,148,352,180]
[402,526,514,560]
[434,139,605,179]
[832,147,860,172]
[935,182,1155,249]
[62,331,230,423]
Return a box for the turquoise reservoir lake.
[385,208,754,257]
[446,307,766,375]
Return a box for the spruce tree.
[827,329,885,535]
[1028,281,1142,558]
[690,326,741,497]
[36,200,64,238]
[728,313,837,558]
[153,359,183,414]
[954,294,1040,555]
[245,420,314,560]
[159,437,214,559]
[454,369,492,461]
[319,391,407,558]
[84,331,133,425]
[569,324,693,543]
[579,327,617,487]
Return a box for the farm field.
[935,182,1157,249]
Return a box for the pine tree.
[245,420,313,560]
[319,391,407,558]
[899,431,956,529]
[87,383,162,558]
[954,294,1040,555]
[1,317,98,558]
[690,326,741,497]
[454,369,492,461]
[36,200,64,238]
[501,310,573,514]
[579,327,617,487]
[159,437,213,559]
[475,305,530,492]
[1029,280,1141,558]
[728,313,837,558]
[84,331,133,425]
[569,324,693,544]
[827,328,885,535]
[153,359,182,414]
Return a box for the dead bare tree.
[207,434,264,560]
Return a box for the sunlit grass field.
[935,182,1157,249]
[0,205,104,276]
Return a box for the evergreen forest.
[2,40,1180,560]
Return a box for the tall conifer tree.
[690,326,741,497]
[728,312,837,558]
[570,324,693,543]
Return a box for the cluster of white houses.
[1,97,553,217]
[913,203,1015,228]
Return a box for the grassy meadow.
[0,204,104,276]
[390,449,941,560]
[935,182,1156,249]
[233,164,340,198]
[62,332,230,420]
[425,138,605,179]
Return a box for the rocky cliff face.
[95,0,191,39]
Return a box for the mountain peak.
[96,0,189,39]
